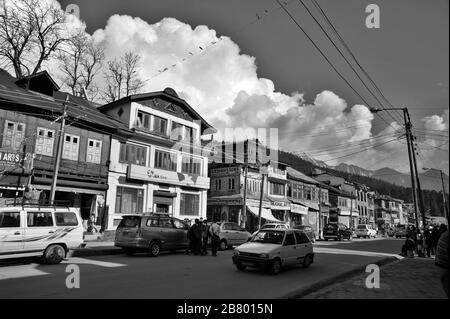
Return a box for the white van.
[0,205,84,264]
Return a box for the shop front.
[289,203,308,226]
[270,199,291,224]
[207,197,242,224]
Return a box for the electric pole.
[50,95,69,203]
[241,140,248,229]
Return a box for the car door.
[221,223,235,245]
[281,232,298,265]
[172,218,189,249]
[295,231,311,263]
[159,217,178,250]
[0,210,24,254]
[231,223,247,245]
[23,210,55,252]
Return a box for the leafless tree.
[102,51,145,103]
[58,31,105,100]
[0,0,69,79]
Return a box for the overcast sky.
[51,0,449,173]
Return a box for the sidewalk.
[301,257,448,299]
[67,241,122,258]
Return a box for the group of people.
[185,218,221,256]
[401,223,448,258]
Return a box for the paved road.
[0,238,403,299]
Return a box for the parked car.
[355,224,377,238]
[0,205,84,264]
[387,228,395,237]
[218,222,252,250]
[394,225,408,238]
[115,213,190,257]
[232,228,314,275]
[251,222,289,237]
[292,225,316,242]
[322,223,353,241]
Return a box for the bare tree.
[0,0,69,79]
[102,51,145,103]
[58,31,104,100]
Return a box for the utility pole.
[258,171,266,230]
[318,186,322,240]
[50,95,69,203]
[440,170,449,221]
[241,140,248,229]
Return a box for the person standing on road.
[424,226,433,257]
[201,220,210,255]
[209,219,221,256]
[435,230,449,297]
[192,219,202,255]
[186,221,194,254]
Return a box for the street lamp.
[423,167,449,222]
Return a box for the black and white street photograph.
[0,0,448,306]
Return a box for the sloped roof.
[0,69,131,135]
[286,166,319,185]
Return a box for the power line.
[274,0,398,132]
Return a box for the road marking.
[62,257,126,268]
[0,264,50,280]
[314,247,404,260]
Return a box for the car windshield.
[357,225,367,229]
[251,230,284,245]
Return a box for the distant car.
[355,224,377,238]
[232,228,314,275]
[115,214,190,257]
[394,225,408,238]
[293,225,316,243]
[217,222,252,251]
[323,223,353,241]
[387,228,395,237]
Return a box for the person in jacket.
[209,219,221,256]
[192,219,202,255]
[424,225,433,257]
[201,220,210,255]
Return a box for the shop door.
[156,204,169,214]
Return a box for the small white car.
[217,222,252,250]
[232,228,314,275]
[355,224,377,238]
[0,205,84,264]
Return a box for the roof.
[0,69,131,135]
[286,167,319,185]
[98,89,216,134]
[15,70,60,91]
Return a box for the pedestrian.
[431,225,440,255]
[186,222,195,254]
[192,219,202,255]
[435,230,449,297]
[201,220,210,255]
[424,225,433,257]
[401,234,416,258]
[209,219,221,256]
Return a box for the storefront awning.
[339,209,359,217]
[290,203,308,215]
[297,199,320,211]
[247,205,282,222]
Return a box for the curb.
[278,256,398,299]
[67,247,123,258]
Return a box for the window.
[55,212,78,226]
[228,178,235,190]
[160,218,174,228]
[284,233,296,246]
[215,179,222,190]
[136,111,151,131]
[173,219,188,230]
[180,193,200,216]
[27,212,53,227]
[270,182,284,196]
[170,121,183,140]
[183,126,192,143]
[119,143,147,166]
[2,121,26,151]
[305,187,312,200]
[119,216,142,228]
[154,149,177,171]
[152,115,168,136]
[62,134,79,161]
[338,198,347,207]
[146,218,160,227]
[115,187,144,214]
[295,231,310,244]
[0,212,20,228]
[181,155,202,175]
[87,139,102,164]
[223,223,233,230]
[35,127,54,156]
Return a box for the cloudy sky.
[32,0,450,173]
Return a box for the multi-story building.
[354,183,372,225]
[0,69,130,229]
[99,88,215,230]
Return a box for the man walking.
[192,219,202,255]
[209,219,221,256]
[201,220,210,255]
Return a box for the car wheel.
[268,259,281,275]
[302,254,313,268]
[236,262,247,271]
[220,240,227,251]
[149,241,161,257]
[123,248,135,256]
[44,244,65,264]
